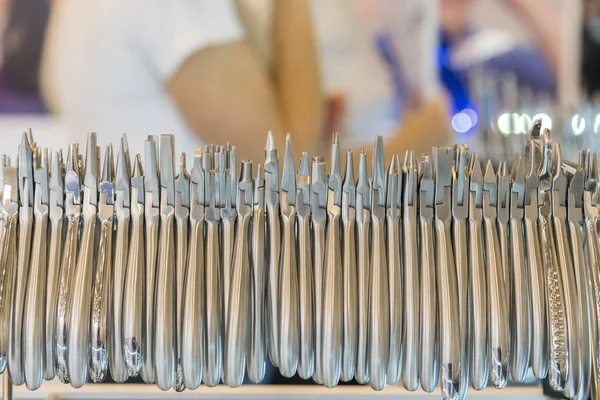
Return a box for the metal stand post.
[2,372,12,400]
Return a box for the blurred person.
[582,0,600,96]
[42,0,451,163]
[440,0,559,113]
[0,0,49,113]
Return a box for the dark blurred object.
[2,0,48,93]
[0,0,48,113]
[582,0,600,97]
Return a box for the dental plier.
[434,147,460,400]
[67,133,98,388]
[9,133,35,386]
[224,160,253,387]
[248,163,267,383]
[322,134,343,388]
[341,150,357,383]
[524,136,548,380]
[221,149,236,351]
[89,145,115,383]
[401,150,419,392]
[110,137,131,383]
[155,134,176,391]
[278,135,299,379]
[508,155,531,382]
[123,154,144,378]
[537,130,567,392]
[368,135,389,391]
[451,145,469,398]
[265,132,281,368]
[141,137,160,384]
[173,153,190,392]
[45,150,64,381]
[583,152,600,381]
[181,149,205,389]
[482,159,509,389]
[311,156,327,385]
[564,156,591,400]
[550,143,582,399]
[0,156,17,375]
[204,148,222,387]
[23,147,49,390]
[55,145,81,384]
[355,149,370,385]
[419,155,438,393]
[386,153,402,386]
[468,155,488,390]
[297,153,314,380]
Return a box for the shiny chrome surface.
[434,147,460,400]
[322,134,343,388]
[278,136,299,379]
[110,137,131,383]
[419,155,438,393]
[66,133,98,388]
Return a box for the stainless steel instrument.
[2,124,600,400]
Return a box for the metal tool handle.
[0,216,15,374]
[498,221,510,305]
[553,216,581,399]
[204,220,222,387]
[386,214,402,385]
[341,209,357,383]
[585,218,600,380]
[509,217,531,382]
[67,209,97,388]
[23,204,48,390]
[89,218,114,383]
[174,211,189,392]
[355,214,370,385]
[123,208,144,378]
[524,215,547,379]
[538,215,567,391]
[468,219,488,390]
[180,216,204,389]
[110,211,130,383]
[297,213,314,380]
[482,217,509,389]
[224,213,252,387]
[248,208,266,383]
[141,211,159,384]
[419,215,438,393]
[554,216,580,398]
[434,218,461,399]
[452,217,470,398]
[154,209,175,391]
[221,217,235,338]
[322,212,342,388]
[266,204,281,368]
[9,206,33,386]
[568,219,591,399]
[402,211,419,391]
[55,214,79,383]
[44,213,63,380]
[368,215,389,391]
[278,211,299,378]
[312,220,326,385]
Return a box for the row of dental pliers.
[5,125,600,398]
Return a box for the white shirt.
[43,0,439,156]
[241,0,440,148]
[42,0,244,157]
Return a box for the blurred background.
[0,0,594,163]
